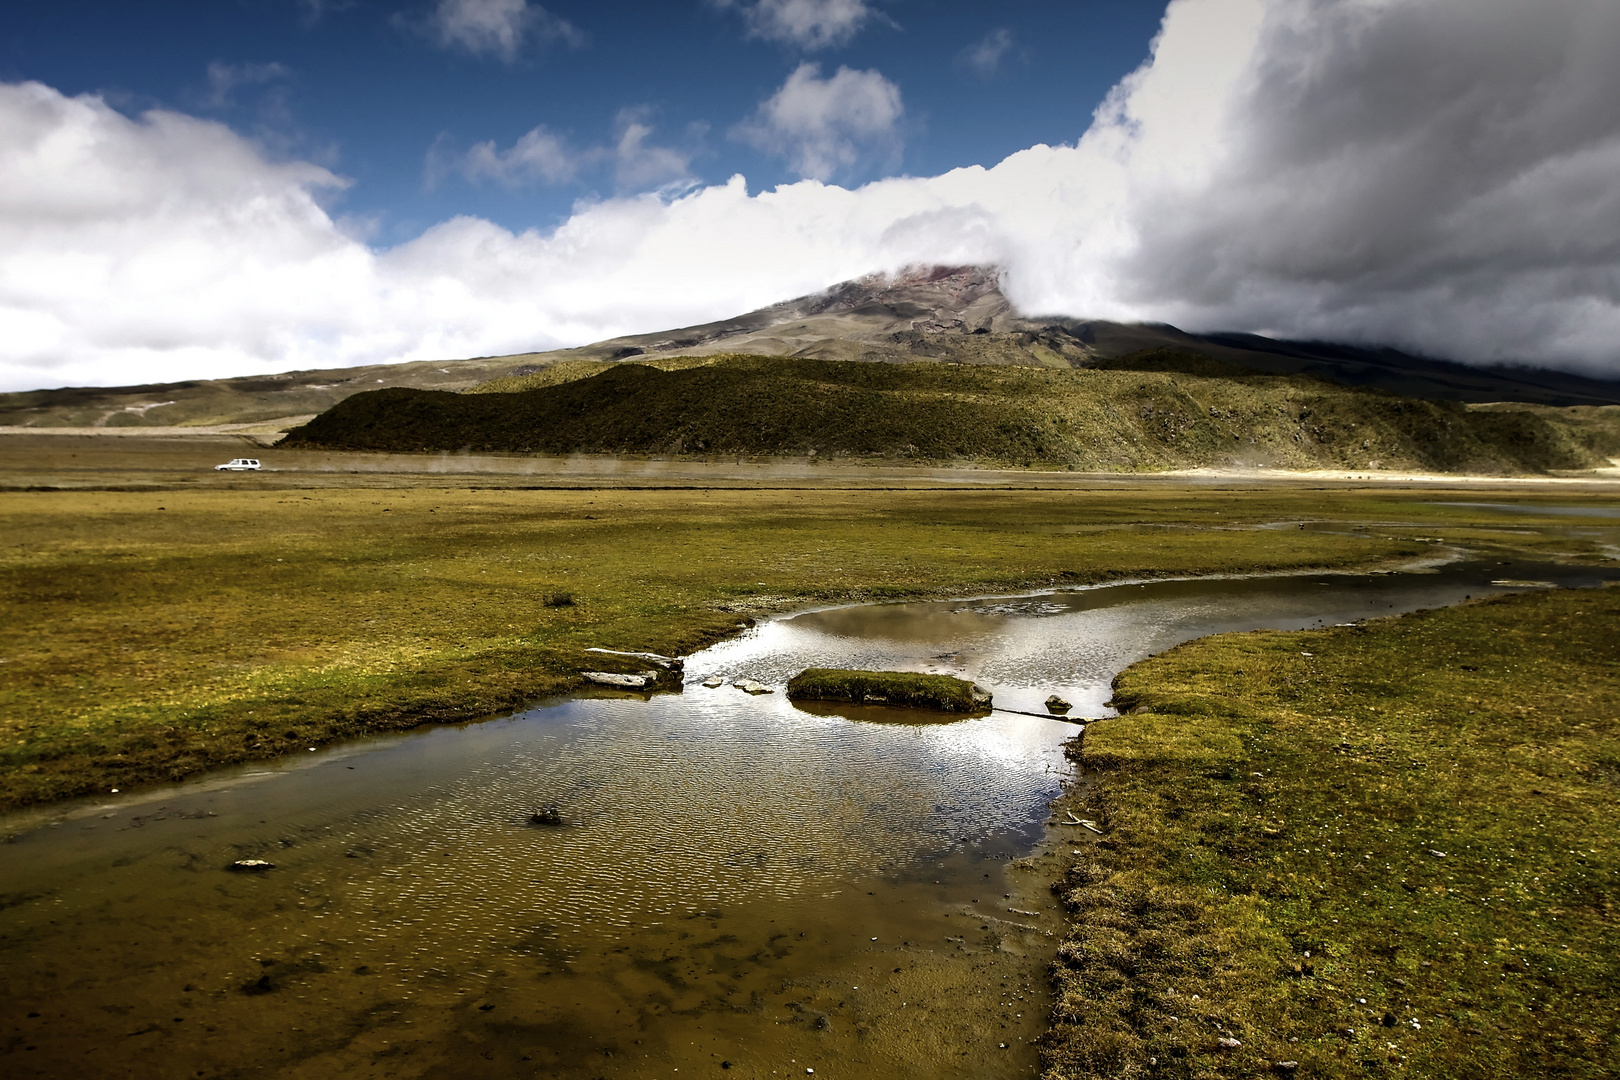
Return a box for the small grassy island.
[786,668,991,712]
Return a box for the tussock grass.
[786,668,986,712]
[282,352,1620,475]
[1045,585,1620,1079]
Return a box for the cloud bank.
[3,0,1620,391]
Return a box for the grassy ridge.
[1044,586,1620,1078]
[786,668,986,712]
[281,352,1620,474]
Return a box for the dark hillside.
[282,353,1620,474]
[1190,331,1620,406]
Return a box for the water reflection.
[698,559,1617,716]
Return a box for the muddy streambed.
[3,559,1615,1080]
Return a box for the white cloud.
[714,0,879,50]
[732,62,904,180]
[460,125,581,186]
[5,0,1620,392]
[427,0,584,62]
[441,109,694,191]
[959,27,1016,78]
[610,110,698,191]
[203,62,291,109]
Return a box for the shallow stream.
[3,557,1616,1080]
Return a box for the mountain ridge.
[4,266,1620,431]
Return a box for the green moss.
[786,668,987,712]
[1043,585,1620,1079]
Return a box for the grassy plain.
[1046,585,1620,1078]
[4,474,1458,810]
[4,441,1616,812]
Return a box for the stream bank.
[1041,582,1620,1079]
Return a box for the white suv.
[215,458,261,471]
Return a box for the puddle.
[1,559,1615,1079]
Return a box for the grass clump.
[786,668,989,712]
[1043,584,1620,1079]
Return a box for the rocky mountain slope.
[482,265,1620,407]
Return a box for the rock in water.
[529,806,564,826]
[1045,695,1072,714]
[971,684,992,707]
[228,859,275,872]
[701,676,724,688]
[733,679,773,695]
[583,670,659,689]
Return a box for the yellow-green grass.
[4,482,1615,812]
[1046,585,1620,1078]
[786,668,986,711]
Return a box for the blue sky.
[0,0,1167,244]
[2,0,1617,390]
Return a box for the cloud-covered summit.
[2,0,1618,391]
[1101,0,1620,368]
